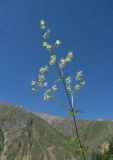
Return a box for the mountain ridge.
[0,103,113,160]
[0,104,75,160]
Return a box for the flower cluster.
[59,58,67,68]
[44,85,58,100]
[51,85,58,91]
[43,29,51,39]
[38,65,49,87]
[42,42,53,51]
[75,70,86,92]
[66,52,73,62]
[39,65,49,74]
[40,20,46,30]
[44,89,53,100]
[32,20,87,160]
[66,76,72,93]
[59,51,73,68]
[49,55,56,65]
[76,71,83,81]
[31,80,36,86]
[55,40,61,47]
[38,74,47,87]
[31,80,38,92]
[31,65,49,92]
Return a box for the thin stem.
[55,63,86,160]
[46,45,86,160]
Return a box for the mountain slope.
[37,113,113,151]
[1,104,113,160]
[0,104,75,160]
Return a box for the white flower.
[66,76,71,84]
[55,40,61,47]
[59,58,67,68]
[31,80,36,86]
[76,70,83,81]
[39,65,49,74]
[38,74,45,81]
[46,44,52,51]
[42,42,48,47]
[49,55,56,65]
[43,82,48,87]
[40,20,46,30]
[51,85,58,91]
[66,52,73,62]
[38,74,45,86]
[42,41,53,51]
[66,76,72,93]
[43,29,51,39]
[44,89,53,100]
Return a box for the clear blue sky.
[0,0,113,120]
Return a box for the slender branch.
[42,38,86,160]
[54,63,86,160]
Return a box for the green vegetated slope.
[0,104,75,160]
[37,113,113,156]
[0,104,113,160]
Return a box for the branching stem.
[54,62,86,160]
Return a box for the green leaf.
[67,110,83,119]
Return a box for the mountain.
[0,103,113,160]
[0,104,75,160]
[37,113,113,157]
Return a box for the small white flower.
[55,40,61,47]
[42,42,48,47]
[40,20,46,30]
[66,52,73,62]
[43,82,48,87]
[44,89,53,100]
[39,74,45,81]
[66,76,72,93]
[31,80,36,86]
[76,70,83,81]
[43,29,51,39]
[66,76,71,83]
[38,74,46,87]
[51,85,58,91]
[49,55,56,65]
[46,44,53,51]
[42,42,53,51]
[59,58,67,68]
[39,65,49,74]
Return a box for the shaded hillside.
[0,104,75,160]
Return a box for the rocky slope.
[0,104,75,160]
[37,113,113,154]
[0,104,113,160]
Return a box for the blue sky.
[0,0,113,119]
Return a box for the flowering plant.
[32,20,86,160]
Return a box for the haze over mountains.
[0,103,113,160]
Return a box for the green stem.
[55,64,86,160]
[49,47,86,160]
